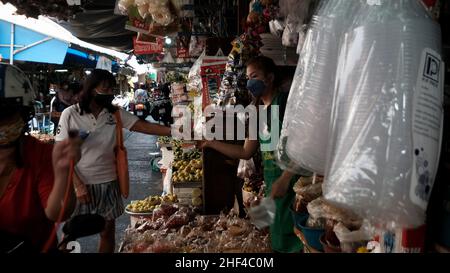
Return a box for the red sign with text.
[133,37,164,55]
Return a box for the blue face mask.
[247,79,267,97]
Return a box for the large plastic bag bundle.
[276,0,361,175]
[323,0,444,229]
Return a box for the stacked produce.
[121,210,271,253]
[172,159,203,183]
[174,146,201,161]
[172,141,202,183]
[157,136,172,146]
[126,194,178,213]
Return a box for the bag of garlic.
[276,0,361,175]
[323,0,444,229]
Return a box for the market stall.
[4,0,449,255]
[112,0,450,254]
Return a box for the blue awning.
[0,19,69,64]
[0,7,129,66]
[64,48,120,72]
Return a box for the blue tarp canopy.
[64,48,120,72]
[0,19,69,64]
[0,6,128,66]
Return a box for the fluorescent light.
[55,69,68,73]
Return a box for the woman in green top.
[200,56,302,253]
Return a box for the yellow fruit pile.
[172,159,203,183]
[126,194,178,213]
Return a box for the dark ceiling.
[3,0,242,53]
[4,0,135,51]
[55,0,135,52]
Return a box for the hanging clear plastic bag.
[248,198,276,229]
[281,16,299,48]
[323,0,444,229]
[296,24,307,54]
[276,0,360,175]
[269,19,286,38]
[115,0,134,15]
[333,222,373,253]
[237,158,256,180]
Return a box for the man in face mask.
[51,81,82,134]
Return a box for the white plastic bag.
[277,0,360,175]
[323,0,444,229]
[281,17,299,48]
[163,167,173,195]
[237,158,256,180]
[269,19,285,38]
[248,198,276,229]
[333,222,373,253]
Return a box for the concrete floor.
[76,120,163,253]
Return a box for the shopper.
[199,56,302,253]
[51,81,82,133]
[134,83,149,104]
[55,69,171,253]
[0,63,81,252]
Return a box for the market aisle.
[77,121,163,253]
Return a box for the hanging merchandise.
[117,0,181,36]
[133,35,164,55]
[296,25,307,54]
[269,19,285,38]
[124,5,153,33]
[323,0,444,229]
[281,15,299,48]
[278,0,318,48]
[200,57,228,109]
[96,56,113,72]
[277,0,360,175]
[189,36,208,58]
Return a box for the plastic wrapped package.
[189,36,207,58]
[237,158,256,179]
[136,0,150,19]
[307,197,363,229]
[116,0,135,15]
[281,16,299,47]
[333,222,373,253]
[163,210,190,229]
[294,182,323,203]
[276,0,360,175]
[269,19,285,38]
[323,0,444,229]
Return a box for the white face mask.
[0,117,25,146]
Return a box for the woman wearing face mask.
[0,63,81,252]
[200,56,302,253]
[55,69,171,253]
